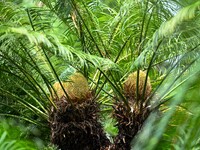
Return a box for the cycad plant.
[49,72,110,149]
[1,0,200,150]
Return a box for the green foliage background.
[0,0,200,149]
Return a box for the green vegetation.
[0,118,57,150]
[0,0,200,149]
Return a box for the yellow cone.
[123,71,152,100]
[51,73,90,102]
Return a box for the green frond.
[132,56,200,149]
[158,1,200,38]
[0,118,53,150]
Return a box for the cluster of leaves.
[0,118,57,150]
[0,0,200,149]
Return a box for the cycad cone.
[124,71,152,100]
[51,73,90,102]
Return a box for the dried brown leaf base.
[49,97,110,150]
[49,97,150,150]
[112,102,150,150]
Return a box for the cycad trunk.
[49,97,110,150]
[112,102,150,150]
